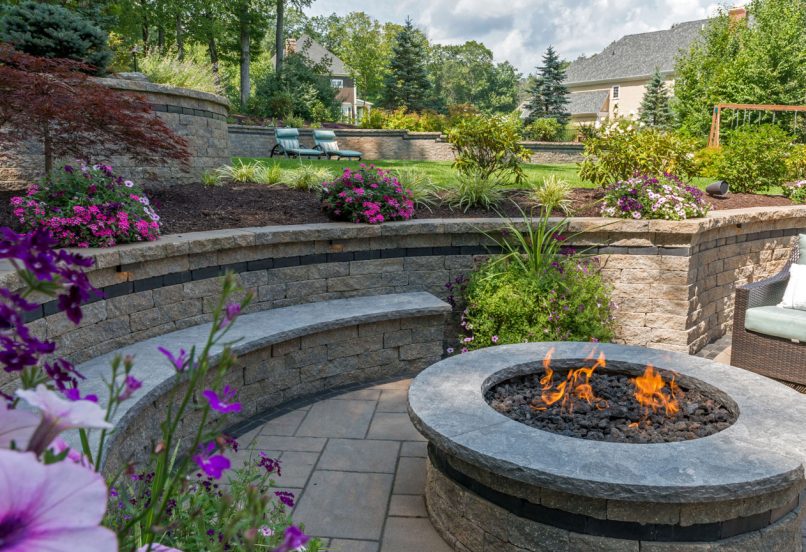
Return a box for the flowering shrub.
[0,228,316,552]
[321,164,415,224]
[11,162,161,247]
[601,174,710,220]
[783,180,806,204]
[578,119,697,187]
[456,208,614,350]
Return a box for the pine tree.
[525,46,570,125]
[382,17,431,112]
[638,68,674,128]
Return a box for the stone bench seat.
[64,292,450,471]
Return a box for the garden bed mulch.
[0,184,794,236]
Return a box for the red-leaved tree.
[0,43,190,174]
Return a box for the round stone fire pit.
[408,342,806,551]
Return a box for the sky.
[307,0,743,75]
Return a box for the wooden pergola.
[707,103,806,147]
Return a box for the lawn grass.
[235,157,728,193]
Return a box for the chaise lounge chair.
[313,130,362,160]
[270,128,322,159]
[732,234,806,387]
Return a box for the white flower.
[0,407,40,450]
[124,180,134,188]
[139,196,150,206]
[16,385,112,455]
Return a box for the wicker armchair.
[731,246,806,386]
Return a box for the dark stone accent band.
[427,444,800,543]
[27,226,797,323]
[151,103,227,121]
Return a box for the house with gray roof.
[280,34,372,123]
[563,16,714,125]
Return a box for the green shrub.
[530,175,573,214]
[447,170,504,212]
[254,162,282,185]
[578,120,698,187]
[787,144,806,181]
[215,161,259,183]
[524,118,562,141]
[360,108,448,132]
[391,167,443,209]
[460,210,613,348]
[713,125,793,193]
[138,51,221,95]
[446,113,531,184]
[782,180,806,204]
[283,114,306,128]
[360,109,386,129]
[201,169,221,187]
[283,165,334,191]
[251,53,339,121]
[0,1,111,74]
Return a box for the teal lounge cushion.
[287,148,322,156]
[745,305,806,342]
[332,149,362,157]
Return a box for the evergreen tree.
[382,17,431,111]
[638,68,674,128]
[525,45,569,125]
[0,1,111,74]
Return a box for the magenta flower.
[158,346,188,372]
[274,491,295,508]
[272,526,309,552]
[202,386,241,414]
[118,375,142,401]
[219,302,241,329]
[16,385,113,455]
[193,442,230,479]
[0,449,117,550]
[491,335,499,343]
[258,452,282,476]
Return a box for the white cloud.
[307,0,746,74]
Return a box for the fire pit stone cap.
[408,342,806,503]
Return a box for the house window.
[330,79,344,89]
[612,85,620,100]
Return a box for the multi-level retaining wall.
[3,206,805,396]
[228,125,584,164]
[0,78,230,191]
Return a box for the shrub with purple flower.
[601,173,710,221]
[11,162,161,247]
[783,180,806,204]
[321,164,415,224]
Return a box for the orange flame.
[532,351,682,420]
[533,349,608,413]
[632,364,680,416]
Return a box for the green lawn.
[235,157,718,191]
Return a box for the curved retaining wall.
[4,207,806,394]
[0,79,230,190]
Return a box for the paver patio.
[229,339,806,551]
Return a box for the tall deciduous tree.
[382,17,431,112]
[638,68,674,128]
[673,0,806,137]
[0,44,189,174]
[525,45,570,125]
[274,0,312,75]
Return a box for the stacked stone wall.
[0,79,230,191]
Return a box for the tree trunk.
[208,35,221,88]
[43,124,52,176]
[275,0,284,76]
[239,5,251,110]
[176,14,184,60]
[140,0,149,47]
[157,25,165,52]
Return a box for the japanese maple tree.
[0,43,190,174]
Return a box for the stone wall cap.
[95,77,230,109]
[408,342,806,503]
[63,292,450,458]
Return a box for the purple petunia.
[274,491,295,508]
[193,442,231,479]
[272,526,309,552]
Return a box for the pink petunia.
[0,449,117,551]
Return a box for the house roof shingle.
[290,34,350,77]
[567,90,609,115]
[565,19,707,85]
